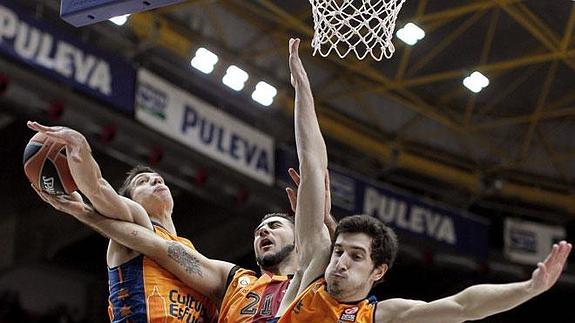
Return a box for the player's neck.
[331,285,370,303]
[150,212,176,235]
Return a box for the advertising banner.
[0,1,135,113]
[276,147,490,257]
[504,218,565,265]
[136,69,275,185]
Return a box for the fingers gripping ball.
[23,132,77,195]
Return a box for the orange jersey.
[277,278,377,323]
[108,223,218,323]
[218,268,291,323]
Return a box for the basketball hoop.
[309,0,406,61]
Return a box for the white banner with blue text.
[135,69,275,185]
[276,147,490,258]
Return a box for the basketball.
[23,132,77,195]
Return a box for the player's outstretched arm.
[280,39,332,312]
[27,121,152,229]
[32,186,235,304]
[281,167,335,312]
[376,241,572,323]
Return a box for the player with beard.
[29,127,333,322]
[28,37,337,322]
[32,180,301,322]
[272,36,333,316]
[218,212,297,322]
[273,38,573,323]
[255,214,296,271]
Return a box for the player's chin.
[254,248,267,258]
[154,192,173,204]
[326,279,343,294]
[259,247,275,256]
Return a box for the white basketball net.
[309,0,406,61]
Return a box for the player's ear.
[371,263,388,282]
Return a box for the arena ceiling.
[149,0,575,216]
[9,0,575,220]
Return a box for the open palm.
[530,241,572,295]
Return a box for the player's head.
[325,214,398,302]
[253,213,296,273]
[118,165,173,216]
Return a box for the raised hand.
[285,168,335,237]
[530,241,572,295]
[289,38,310,89]
[27,121,87,163]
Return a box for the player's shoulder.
[308,276,327,291]
[226,267,258,289]
[106,239,141,268]
[269,273,292,282]
[220,267,258,303]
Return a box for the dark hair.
[118,165,157,198]
[334,215,398,280]
[259,213,295,225]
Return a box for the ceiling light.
[222,65,249,91]
[109,14,130,26]
[396,23,425,46]
[463,71,489,93]
[191,48,219,74]
[251,81,277,107]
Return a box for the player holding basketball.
[28,120,220,323]
[272,38,573,323]
[27,120,333,322]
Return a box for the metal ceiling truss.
[127,1,575,213]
